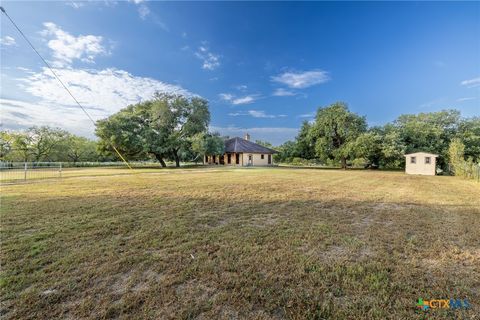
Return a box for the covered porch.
[205,152,242,166]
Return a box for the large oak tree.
[95,93,210,167]
[310,102,367,169]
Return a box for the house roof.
[404,152,439,157]
[224,137,277,154]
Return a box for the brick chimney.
[244,133,250,141]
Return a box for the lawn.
[1,167,479,319]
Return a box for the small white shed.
[404,152,438,176]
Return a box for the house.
[205,133,277,166]
[404,152,438,176]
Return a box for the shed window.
[410,156,416,164]
[425,157,431,164]
[261,154,264,159]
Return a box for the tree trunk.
[154,153,167,167]
[341,157,347,169]
[174,153,180,167]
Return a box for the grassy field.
[1,167,479,319]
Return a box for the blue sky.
[1,1,479,145]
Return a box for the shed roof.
[404,152,439,157]
[225,137,277,154]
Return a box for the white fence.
[0,162,62,183]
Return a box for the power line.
[0,6,132,169]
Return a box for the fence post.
[59,162,62,178]
[24,162,27,180]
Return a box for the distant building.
[205,133,277,166]
[404,152,438,176]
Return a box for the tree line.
[275,102,479,171]
[1,95,479,173]
[0,126,101,163]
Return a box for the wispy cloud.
[219,93,234,101]
[232,95,258,105]
[1,98,97,138]
[271,69,329,89]
[272,88,296,97]
[235,84,248,92]
[219,93,260,105]
[0,36,16,46]
[461,77,480,88]
[195,45,220,70]
[40,22,109,66]
[298,112,316,118]
[138,4,151,19]
[66,2,85,9]
[228,110,285,118]
[127,0,168,30]
[457,97,476,102]
[419,98,445,109]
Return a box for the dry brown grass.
[1,167,479,319]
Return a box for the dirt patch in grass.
[1,168,479,319]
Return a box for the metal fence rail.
[0,162,62,183]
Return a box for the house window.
[425,157,431,164]
[410,156,416,164]
[261,154,264,159]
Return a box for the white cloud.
[419,98,445,109]
[229,110,285,118]
[247,110,275,118]
[40,22,108,66]
[272,88,296,96]
[127,1,167,29]
[235,85,248,92]
[66,2,85,9]
[457,97,476,102]
[17,67,193,115]
[298,112,316,118]
[0,36,16,46]
[271,69,329,89]
[232,95,258,105]
[138,4,150,19]
[2,66,194,137]
[195,46,220,70]
[210,126,298,145]
[219,93,234,101]
[460,77,480,88]
[0,98,97,138]
[219,92,260,105]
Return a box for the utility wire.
[1,6,132,169]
